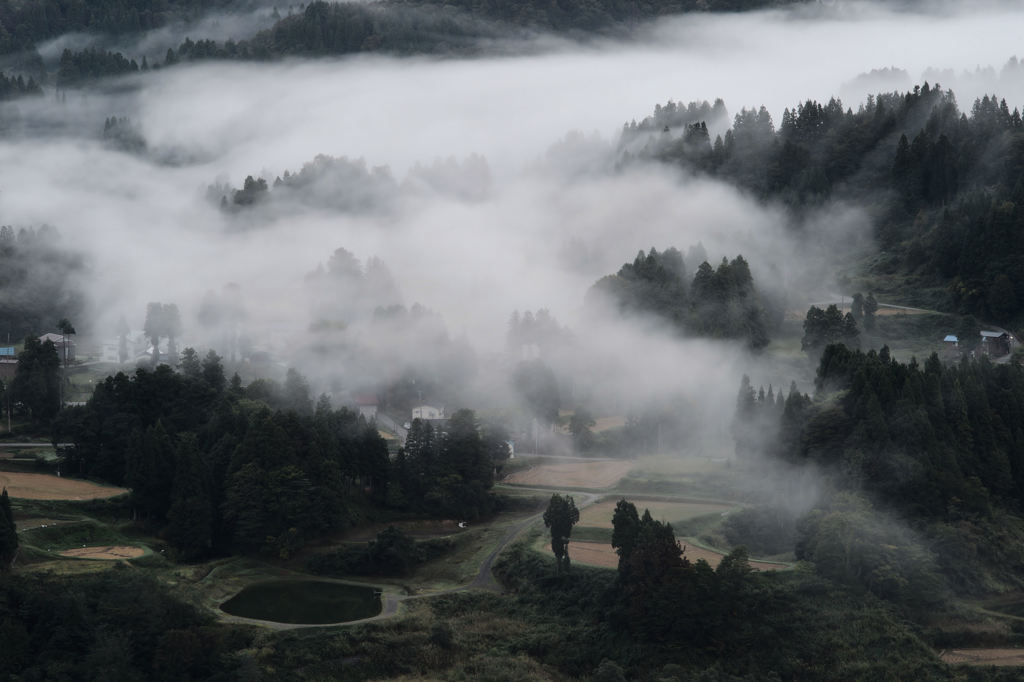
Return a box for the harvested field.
[579,499,736,529]
[58,545,146,560]
[504,460,634,489]
[939,649,1024,666]
[0,472,128,500]
[593,416,626,432]
[564,540,787,572]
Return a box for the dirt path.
[231,489,601,629]
[939,649,1024,666]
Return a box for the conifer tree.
[0,487,17,570]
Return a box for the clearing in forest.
[0,472,128,500]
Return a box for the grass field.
[535,537,789,572]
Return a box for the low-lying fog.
[1,0,1022,432]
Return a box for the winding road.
[366,488,599,622]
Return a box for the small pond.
[220,580,381,624]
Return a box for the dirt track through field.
[504,460,634,488]
[0,472,128,500]
[939,649,1024,666]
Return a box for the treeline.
[632,81,1024,323]
[589,247,774,348]
[43,0,798,74]
[56,47,139,87]
[211,155,397,213]
[54,357,504,560]
[0,0,221,55]
[0,225,84,343]
[0,71,41,100]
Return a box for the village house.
[412,405,445,421]
[980,330,1012,357]
[38,332,75,363]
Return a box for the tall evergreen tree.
[164,434,214,560]
[0,487,17,570]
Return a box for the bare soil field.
[579,499,736,528]
[0,472,128,500]
[564,540,787,572]
[504,460,634,489]
[13,517,72,530]
[939,649,1024,666]
[58,545,146,560]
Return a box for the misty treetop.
[0,72,41,101]
[589,247,773,349]
[0,224,85,342]
[629,80,1024,323]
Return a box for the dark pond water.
[989,599,1024,618]
[220,580,381,624]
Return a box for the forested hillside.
[737,346,1024,599]
[630,81,1024,324]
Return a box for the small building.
[0,357,16,381]
[943,335,958,347]
[980,331,1011,357]
[412,405,445,421]
[38,333,75,362]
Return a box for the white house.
[354,394,379,420]
[39,333,75,362]
[412,405,445,421]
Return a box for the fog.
[2,0,1023,450]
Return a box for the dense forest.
[589,247,775,349]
